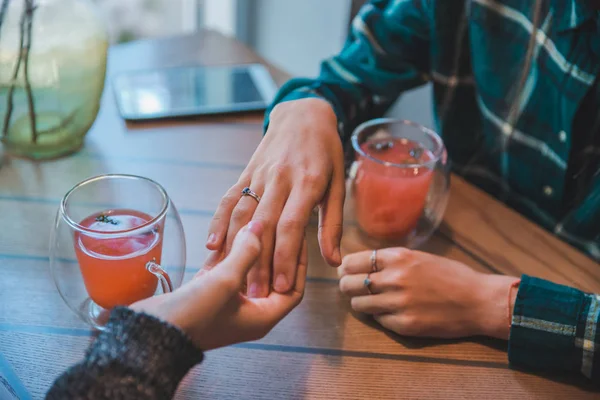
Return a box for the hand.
[131,221,307,350]
[206,98,345,297]
[338,248,519,340]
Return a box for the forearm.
[46,307,203,400]
[264,0,432,141]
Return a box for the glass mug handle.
[146,260,174,293]
[348,160,361,180]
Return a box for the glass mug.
[348,119,450,249]
[49,174,186,330]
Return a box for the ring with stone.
[241,187,261,203]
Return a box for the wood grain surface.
[0,31,598,399]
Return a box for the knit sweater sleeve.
[46,307,203,400]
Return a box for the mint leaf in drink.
[95,214,119,225]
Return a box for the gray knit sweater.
[45,307,204,399]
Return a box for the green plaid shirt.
[265,0,600,380]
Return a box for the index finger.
[206,181,247,250]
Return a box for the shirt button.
[543,185,553,196]
[558,130,567,143]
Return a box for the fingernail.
[248,283,259,298]
[206,233,217,246]
[274,274,289,292]
[247,221,264,237]
[334,246,342,265]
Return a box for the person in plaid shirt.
[206,0,600,380]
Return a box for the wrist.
[473,274,519,340]
[270,97,338,129]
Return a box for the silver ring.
[364,273,373,295]
[370,249,378,273]
[241,187,261,203]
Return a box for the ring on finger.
[364,273,373,295]
[370,249,379,273]
[241,187,261,203]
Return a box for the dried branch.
[1,2,26,138]
[0,0,9,35]
[23,0,37,143]
[0,0,10,135]
[1,0,38,143]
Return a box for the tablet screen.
[113,64,277,120]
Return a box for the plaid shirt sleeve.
[509,275,600,380]
[263,0,431,141]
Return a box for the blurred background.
[97,0,349,76]
[97,0,432,127]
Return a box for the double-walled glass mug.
[49,174,186,330]
[347,119,450,249]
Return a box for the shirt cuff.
[508,274,596,377]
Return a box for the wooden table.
[1,31,599,400]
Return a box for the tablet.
[113,64,278,121]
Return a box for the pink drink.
[354,138,434,240]
[74,209,164,309]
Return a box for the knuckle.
[268,162,290,178]
[250,212,275,230]
[231,204,253,224]
[389,247,413,263]
[278,216,305,233]
[389,269,405,288]
[299,171,322,189]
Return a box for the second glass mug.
[49,174,186,330]
[348,118,450,249]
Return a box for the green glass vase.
[0,0,108,160]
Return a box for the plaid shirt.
[265,0,600,380]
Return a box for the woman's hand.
[206,98,345,298]
[131,221,307,350]
[338,248,519,340]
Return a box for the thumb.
[217,221,264,282]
